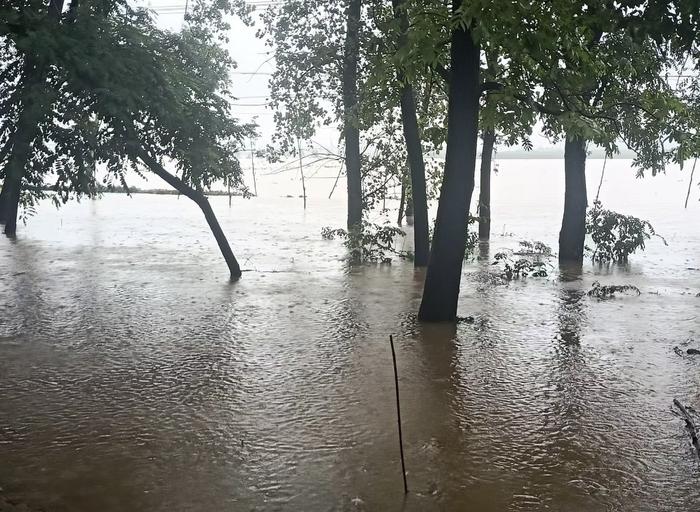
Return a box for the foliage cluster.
[587,281,641,299]
[585,201,662,263]
[514,240,552,257]
[322,221,406,264]
[489,240,553,281]
[323,214,480,266]
[0,0,253,213]
[491,252,550,281]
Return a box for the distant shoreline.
[97,188,244,197]
[496,149,636,160]
[33,186,245,197]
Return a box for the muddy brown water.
[1,160,699,511]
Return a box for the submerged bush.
[514,240,552,257]
[427,214,479,260]
[322,221,407,264]
[464,215,479,258]
[492,252,550,281]
[587,281,641,299]
[323,214,479,265]
[491,240,553,281]
[586,201,664,263]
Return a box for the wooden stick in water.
[390,334,408,494]
[673,398,700,458]
[684,158,697,209]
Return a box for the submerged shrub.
[514,240,553,257]
[492,251,550,281]
[586,201,663,263]
[427,214,479,260]
[321,221,407,263]
[464,215,479,258]
[587,281,641,299]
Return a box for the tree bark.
[0,179,9,219]
[392,0,430,267]
[418,7,480,322]
[478,129,495,241]
[404,193,413,224]
[559,135,588,263]
[133,146,242,279]
[1,0,65,236]
[1,87,44,235]
[342,0,362,230]
[397,179,405,225]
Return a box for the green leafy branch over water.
[491,240,554,281]
[585,201,666,263]
[322,222,408,264]
[323,215,483,265]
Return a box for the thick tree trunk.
[342,0,362,230]
[2,0,65,236]
[133,146,242,279]
[2,103,42,235]
[478,129,495,241]
[559,135,588,263]
[0,181,8,220]
[392,0,430,267]
[418,9,480,322]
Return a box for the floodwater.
[1,159,699,511]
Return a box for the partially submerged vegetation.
[586,201,664,263]
[587,281,642,299]
[1,0,698,312]
[492,241,553,281]
[322,222,407,264]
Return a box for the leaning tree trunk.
[418,6,480,322]
[342,0,362,230]
[392,0,430,266]
[133,146,242,279]
[1,0,65,235]
[478,128,495,241]
[559,135,588,263]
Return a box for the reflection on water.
[1,161,700,511]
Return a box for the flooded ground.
[1,160,699,511]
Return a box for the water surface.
[1,160,699,511]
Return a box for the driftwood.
[673,399,700,458]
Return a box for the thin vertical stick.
[594,153,607,203]
[328,161,345,199]
[389,335,408,494]
[684,158,697,209]
[250,143,258,197]
[297,137,307,209]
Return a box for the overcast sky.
[142,0,347,152]
[139,0,595,158]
